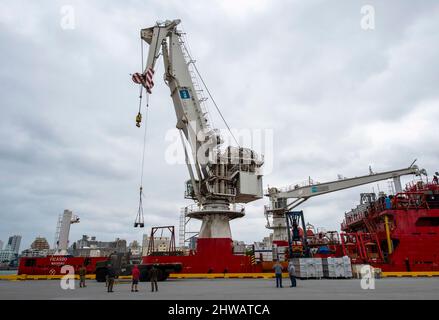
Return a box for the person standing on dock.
[149,265,159,292]
[131,264,140,292]
[107,264,116,293]
[288,260,296,287]
[79,264,87,288]
[273,260,283,288]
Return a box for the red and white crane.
[136,20,264,242]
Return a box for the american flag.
[132,67,155,94]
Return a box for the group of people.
[78,261,297,290]
[77,264,160,293]
[127,264,159,293]
[273,260,297,288]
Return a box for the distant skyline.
[1,0,439,250]
[1,235,22,253]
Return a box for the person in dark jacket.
[79,264,87,288]
[149,265,159,292]
[107,265,116,293]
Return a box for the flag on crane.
[132,67,155,93]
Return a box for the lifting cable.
[134,93,150,228]
[180,37,241,148]
[134,37,149,228]
[135,37,145,128]
[134,95,149,228]
[191,59,240,148]
[134,27,162,228]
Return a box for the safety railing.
[184,203,245,214]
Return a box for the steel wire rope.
[135,23,167,228]
[180,28,216,131]
[135,24,164,227]
[179,23,240,148]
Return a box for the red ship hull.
[17,239,260,276]
[18,256,108,275]
[341,182,439,272]
[143,238,262,273]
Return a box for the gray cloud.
[0,0,438,250]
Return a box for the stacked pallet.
[292,258,323,279]
[254,243,273,262]
[232,242,246,256]
[254,250,273,262]
[273,245,288,262]
[322,256,353,278]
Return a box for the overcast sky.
[1,0,438,251]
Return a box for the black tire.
[161,272,170,281]
[95,268,107,282]
[157,269,165,281]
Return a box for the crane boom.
[270,165,420,205]
[54,209,80,256]
[265,163,423,244]
[141,20,217,183]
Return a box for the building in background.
[0,240,3,251]
[232,240,246,255]
[262,234,273,248]
[128,240,142,256]
[7,235,22,253]
[128,240,142,264]
[70,235,127,257]
[0,248,18,266]
[142,234,170,256]
[21,236,51,257]
[0,235,22,267]
[31,237,50,250]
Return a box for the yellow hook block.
[135,112,142,127]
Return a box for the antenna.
[409,159,417,168]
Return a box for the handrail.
[342,189,438,229]
[184,203,245,214]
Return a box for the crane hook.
[135,112,142,128]
[134,186,145,228]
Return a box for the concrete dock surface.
[1,278,438,300]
